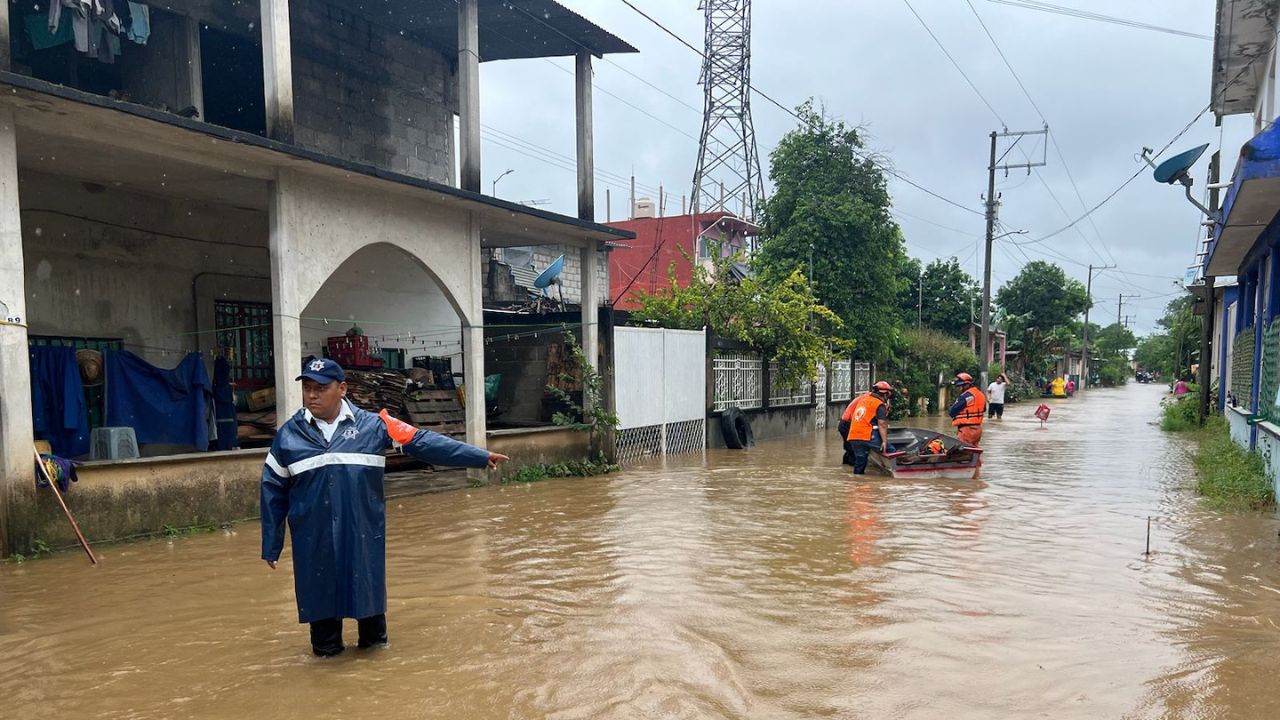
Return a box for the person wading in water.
[261,358,508,657]
[948,372,987,446]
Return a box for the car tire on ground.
[720,407,754,449]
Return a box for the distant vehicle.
[1136,371,1153,383]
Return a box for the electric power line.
[613,0,984,217]
[985,0,1213,41]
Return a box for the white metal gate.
[614,327,707,464]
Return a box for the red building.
[607,212,759,310]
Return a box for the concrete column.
[457,0,481,193]
[575,50,594,221]
[462,213,487,449]
[268,172,303,422]
[184,17,205,120]
[0,0,11,72]
[0,109,29,555]
[579,244,600,415]
[260,0,295,143]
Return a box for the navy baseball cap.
[296,357,345,384]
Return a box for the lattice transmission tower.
[691,0,764,220]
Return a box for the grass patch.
[161,518,221,539]
[1192,417,1275,511]
[504,460,619,485]
[1159,395,1200,432]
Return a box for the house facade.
[0,0,635,554]
[1199,1,1280,487]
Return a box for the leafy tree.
[917,258,978,337]
[1093,323,1137,359]
[995,261,1091,373]
[754,100,907,362]
[1135,333,1175,377]
[888,328,978,417]
[628,248,848,386]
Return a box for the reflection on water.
[2,384,1280,719]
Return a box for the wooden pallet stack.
[405,389,466,437]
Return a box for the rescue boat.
[868,427,982,480]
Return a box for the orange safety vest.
[952,387,987,427]
[844,392,885,441]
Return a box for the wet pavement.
[4,383,1280,719]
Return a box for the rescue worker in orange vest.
[947,372,987,446]
[840,381,895,474]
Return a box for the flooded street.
[5,382,1280,719]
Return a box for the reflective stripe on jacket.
[845,392,885,441]
[260,406,491,623]
[951,387,987,427]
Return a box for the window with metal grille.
[215,300,273,389]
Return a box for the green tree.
[995,261,1091,373]
[1094,323,1137,359]
[889,328,979,416]
[754,100,907,362]
[1135,333,1175,377]
[919,258,978,337]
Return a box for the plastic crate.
[91,427,139,460]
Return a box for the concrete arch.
[300,242,464,363]
[269,169,486,444]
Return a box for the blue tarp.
[29,346,89,458]
[105,350,211,449]
[1207,118,1280,271]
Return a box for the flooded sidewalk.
[4,383,1280,719]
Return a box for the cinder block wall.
[527,247,610,305]
[290,0,457,183]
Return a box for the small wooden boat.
[868,427,982,480]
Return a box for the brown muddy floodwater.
[4,383,1280,719]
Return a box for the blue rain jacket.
[260,404,490,623]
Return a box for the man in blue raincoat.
[261,358,508,656]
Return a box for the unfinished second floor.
[0,0,633,188]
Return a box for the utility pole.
[1199,147,1221,424]
[1118,293,1139,326]
[981,126,1048,387]
[1081,263,1114,390]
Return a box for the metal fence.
[853,362,872,394]
[829,360,852,401]
[1259,322,1280,422]
[768,361,813,407]
[1232,328,1255,407]
[713,350,764,411]
[615,419,707,465]
[615,327,708,464]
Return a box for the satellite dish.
[1153,143,1209,184]
[534,254,565,291]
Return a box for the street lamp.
[491,169,514,197]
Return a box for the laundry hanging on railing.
[29,345,90,458]
[104,350,211,449]
[35,0,151,64]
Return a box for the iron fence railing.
[1232,328,1255,408]
[768,361,813,407]
[712,350,763,411]
[829,360,852,401]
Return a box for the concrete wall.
[485,427,592,484]
[8,450,265,552]
[1255,421,1280,499]
[1228,405,1252,450]
[485,329,566,425]
[289,0,456,183]
[20,172,269,366]
[707,405,819,449]
[527,245,610,306]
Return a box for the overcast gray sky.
[478,0,1247,335]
